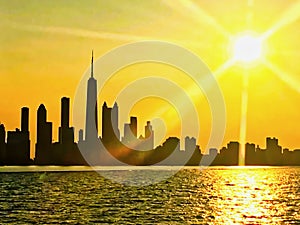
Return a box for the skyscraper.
[85,51,98,142]
[78,129,84,143]
[53,97,78,165]
[0,124,6,165]
[35,104,53,164]
[6,107,31,165]
[143,121,154,150]
[112,102,120,140]
[59,97,74,145]
[185,136,196,152]
[102,102,120,145]
[122,116,138,147]
[61,97,69,128]
[21,107,29,132]
[129,116,137,137]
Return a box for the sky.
[1,0,300,157]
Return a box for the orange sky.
[1,0,300,158]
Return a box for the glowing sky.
[1,0,300,157]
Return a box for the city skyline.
[0,52,300,166]
[1,96,300,166]
[1,1,300,154]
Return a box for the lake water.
[0,166,299,224]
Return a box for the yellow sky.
[1,0,300,157]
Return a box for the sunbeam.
[263,59,300,94]
[262,0,300,39]
[162,0,230,38]
[239,72,249,166]
[214,59,235,79]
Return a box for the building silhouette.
[265,137,282,165]
[102,102,120,146]
[214,141,239,165]
[185,136,202,166]
[85,51,98,143]
[35,104,53,165]
[245,143,256,165]
[185,136,196,153]
[122,116,138,148]
[144,121,154,150]
[129,116,137,137]
[78,129,84,143]
[58,97,74,146]
[0,124,6,165]
[1,100,300,166]
[151,137,180,165]
[2,53,300,167]
[121,117,154,151]
[52,97,80,165]
[245,137,283,165]
[6,107,31,165]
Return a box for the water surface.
[0,167,299,224]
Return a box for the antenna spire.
[91,50,94,78]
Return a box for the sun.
[231,33,264,64]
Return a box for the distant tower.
[35,104,53,165]
[102,102,120,145]
[6,107,31,165]
[59,97,74,145]
[21,107,29,132]
[85,51,98,142]
[0,124,6,165]
[122,116,138,147]
[112,102,120,140]
[185,136,196,152]
[136,121,154,150]
[129,116,137,137]
[78,129,84,143]
[61,97,69,128]
[266,137,282,165]
[144,121,154,150]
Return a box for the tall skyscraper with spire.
[85,51,98,142]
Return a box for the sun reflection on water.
[199,168,299,224]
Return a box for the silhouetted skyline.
[0,53,300,166]
[1,98,300,166]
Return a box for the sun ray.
[186,59,234,108]
[263,59,300,94]
[239,72,249,166]
[213,59,235,79]
[162,0,230,38]
[262,0,300,40]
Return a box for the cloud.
[9,22,150,42]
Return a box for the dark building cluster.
[245,137,300,166]
[0,53,300,166]
[1,107,31,165]
[0,97,85,165]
